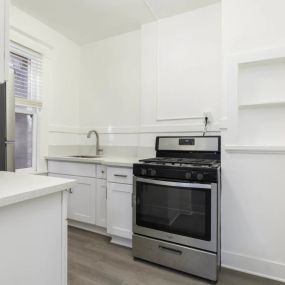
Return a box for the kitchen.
[0,0,285,284]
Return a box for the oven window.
[136,181,211,241]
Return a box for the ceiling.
[11,0,220,45]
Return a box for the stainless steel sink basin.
[69,155,102,159]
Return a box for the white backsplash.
[48,145,154,158]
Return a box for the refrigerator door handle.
[5,141,15,172]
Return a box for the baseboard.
[110,235,132,248]
[222,250,285,283]
[68,220,109,237]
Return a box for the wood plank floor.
[68,227,283,285]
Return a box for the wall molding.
[48,125,80,134]
[222,250,285,283]
[48,122,225,136]
[154,20,205,123]
[156,115,205,122]
[79,126,140,135]
[224,145,285,154]
[140,122,221,133]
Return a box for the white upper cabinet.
[0,0,9,83]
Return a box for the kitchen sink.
[69,155,102,159]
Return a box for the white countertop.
[46,155,142,167]
[0,171,76,208]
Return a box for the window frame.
[15,105,39,173]
[9,41,43,173]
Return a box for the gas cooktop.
[133,136,221,183]
[139,157,220,168]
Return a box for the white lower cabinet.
[48,161,133,247]
[107,182,132,240]
[96,178,107,227]
[50,173,96,224]
[68,175,96,224]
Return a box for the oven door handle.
[135,177,212,189]
[158,245,182,255]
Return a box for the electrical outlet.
[203,112,213,124]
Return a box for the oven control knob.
[185,172,192,180]
[197,173,204,181]
[149,169,157,176]
[141,168,147,176]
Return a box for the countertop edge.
[46,156,139,168]
[0,180,76,209]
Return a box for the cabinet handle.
[69,188,73,194]
[114,174,128,178]
[158,246,182,255]
[101,170,105,174]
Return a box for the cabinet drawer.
[48,160,97,177]
[107,167,133,184]
[97,165,107,179]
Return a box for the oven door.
[133,177,217,252]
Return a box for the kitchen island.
[0,171,76,285]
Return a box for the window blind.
[10,41,43,108]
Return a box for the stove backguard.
[155,136,221,161]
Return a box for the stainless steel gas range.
[132,136,221,282]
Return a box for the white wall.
[77,3,222,148]
[79,31,141,147]
[221,0,285,281]
[10,6,81,170]
[139,3,222,147]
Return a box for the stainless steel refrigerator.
[0,72,15,172]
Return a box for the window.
[10,42,43,171]
[15,112,34,169]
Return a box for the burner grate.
[139,157,218,167]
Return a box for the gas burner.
[139,157,219,168]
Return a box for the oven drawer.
[133,234,218,281]
[107,167,133,184]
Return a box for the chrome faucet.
[87,130,103,155]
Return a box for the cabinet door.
[0,0,9,83]
[107,182,132,239]
[96,179,107,228]
[49,173,96,225]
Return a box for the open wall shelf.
[239,101,285,109]
[238,56,285,108]
[226,46,285,148]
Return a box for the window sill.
[16,169,48,176]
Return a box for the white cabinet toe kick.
[48,160,133,247]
